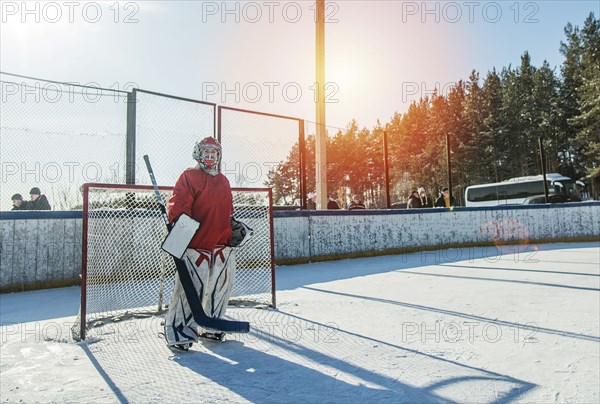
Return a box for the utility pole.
[446,133,453,200]
[315,0,327,209]
[383,131,391,208]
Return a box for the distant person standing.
[418,187,433,208]
[11,194,29,210]
[434,187,456,208]
[307,192,317,210]
[348,194,366,210]
[327,193,340,210]
[407,190,422,209]
[28,187,51,210]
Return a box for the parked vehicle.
[522,194,574,205]
[465,173,580,207]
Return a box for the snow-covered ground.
[1,242,599,403]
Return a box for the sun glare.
[326,61,358,86]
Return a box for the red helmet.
[192,137,221,173]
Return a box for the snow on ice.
[1,242,599,403]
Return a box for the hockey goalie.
[162,137,251,350]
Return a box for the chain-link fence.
[302,121,392,210]
[2,72,453,212]
[1,73,128,211]
[300,122,452,210]
[1,73,310,211]
[133,89,216,188]
[218,106,305,207]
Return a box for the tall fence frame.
[128,88,217,188]
[217,106,307,209]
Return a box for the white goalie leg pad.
[163,249,211,346]
[202,247,237,321]
[163,279,199,346]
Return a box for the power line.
[0,80,128,99]
[0,71,130,94]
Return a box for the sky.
[1,242,599,402]
[1,0,599,130]
[1,1,599,210]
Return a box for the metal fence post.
[126,89,137,185]
[539,137,549,203]
[446,132,453,200]
[299,120,307,209]
[383,131,391,208]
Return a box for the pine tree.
[499,53,538,177]
[533,61,561,172]
[572,13,600,196]
[558,22,584,177]
[425,91,451,194]
[481,69,505,182]
[462,70,488,186]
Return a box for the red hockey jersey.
[167,167,233,250]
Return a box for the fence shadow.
[303,286,599,343]
[76,308,535,403]
[175,309,535,403]
[276,242,599,292]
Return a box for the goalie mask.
[193,137,222,175]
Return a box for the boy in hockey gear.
[163,137,238,349]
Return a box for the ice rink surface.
[1,242,599,403]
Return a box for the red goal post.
[72,183,275,340]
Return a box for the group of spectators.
[10,187,51,211]
[11,185,453,212]
[307,186,456,210]
[306,192,367,210]
[407,187,456,209]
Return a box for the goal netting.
[72,183,275,340]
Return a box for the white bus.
[464,173,580,207]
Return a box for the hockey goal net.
[72,183,275,340]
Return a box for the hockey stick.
[143,155,250,333]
